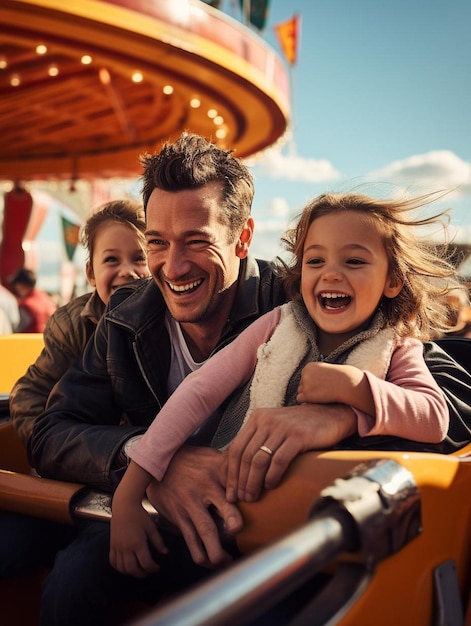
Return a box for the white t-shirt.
[165,312,207,395]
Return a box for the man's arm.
[146,403,356,567]
[423,340,471,452]
[29,321,145,491]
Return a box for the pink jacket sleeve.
[129,307,282,480]
[355,337,449,442]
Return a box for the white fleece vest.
[242,301,396,432]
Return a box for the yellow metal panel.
[0,334,44,394]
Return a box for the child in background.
[110,190,465,577]
[2,198,149,582]
[10,198,149,446]
[9,267,57,332]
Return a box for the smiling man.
[29,133,471,626]
[145,181,253,362]
[29,132,287,625]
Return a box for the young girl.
[110,190,466,575]
[10,198,150,445]
[3,198,149,582]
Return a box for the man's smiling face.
[145,182,243,329]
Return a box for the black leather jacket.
[30,257,286,490]
[30,257,471,491]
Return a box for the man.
[28,133,471,624]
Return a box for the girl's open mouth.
[319,292,351,310]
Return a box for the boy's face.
[300,210,401,354]
[145,181,253,338]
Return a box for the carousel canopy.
[0,0,291,181]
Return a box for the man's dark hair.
[140,132,254,240]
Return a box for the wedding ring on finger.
[259,445,274,456]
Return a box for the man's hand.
[226,403,357,503]
[145,445,243,568]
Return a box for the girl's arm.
[110,461,167,578]
[298,338,448,443]
[297,362,375,414]
[355,337,449,442]
[129,307,283,481]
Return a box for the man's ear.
[85,261,96,287]
[383,274,403,298]
[235,217,254,259]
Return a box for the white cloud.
[254,147,341,183]
[253,148,471,199]
[266,196,290,218]
[369,150,471,196]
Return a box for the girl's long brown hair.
[280,190,468,340]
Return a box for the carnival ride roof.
[0,0,291,182]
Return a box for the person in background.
[9,267,57,332]
[110,190,462,574]
[2,199,149,583]
[29,133,471,626]
[0,283,20,332]
[10,198,149,445]
[0,307,12,334]
[442,286,471,338]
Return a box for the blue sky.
[240,0,471,259]
[34,0,471,290]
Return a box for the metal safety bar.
[130,458,421,626]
